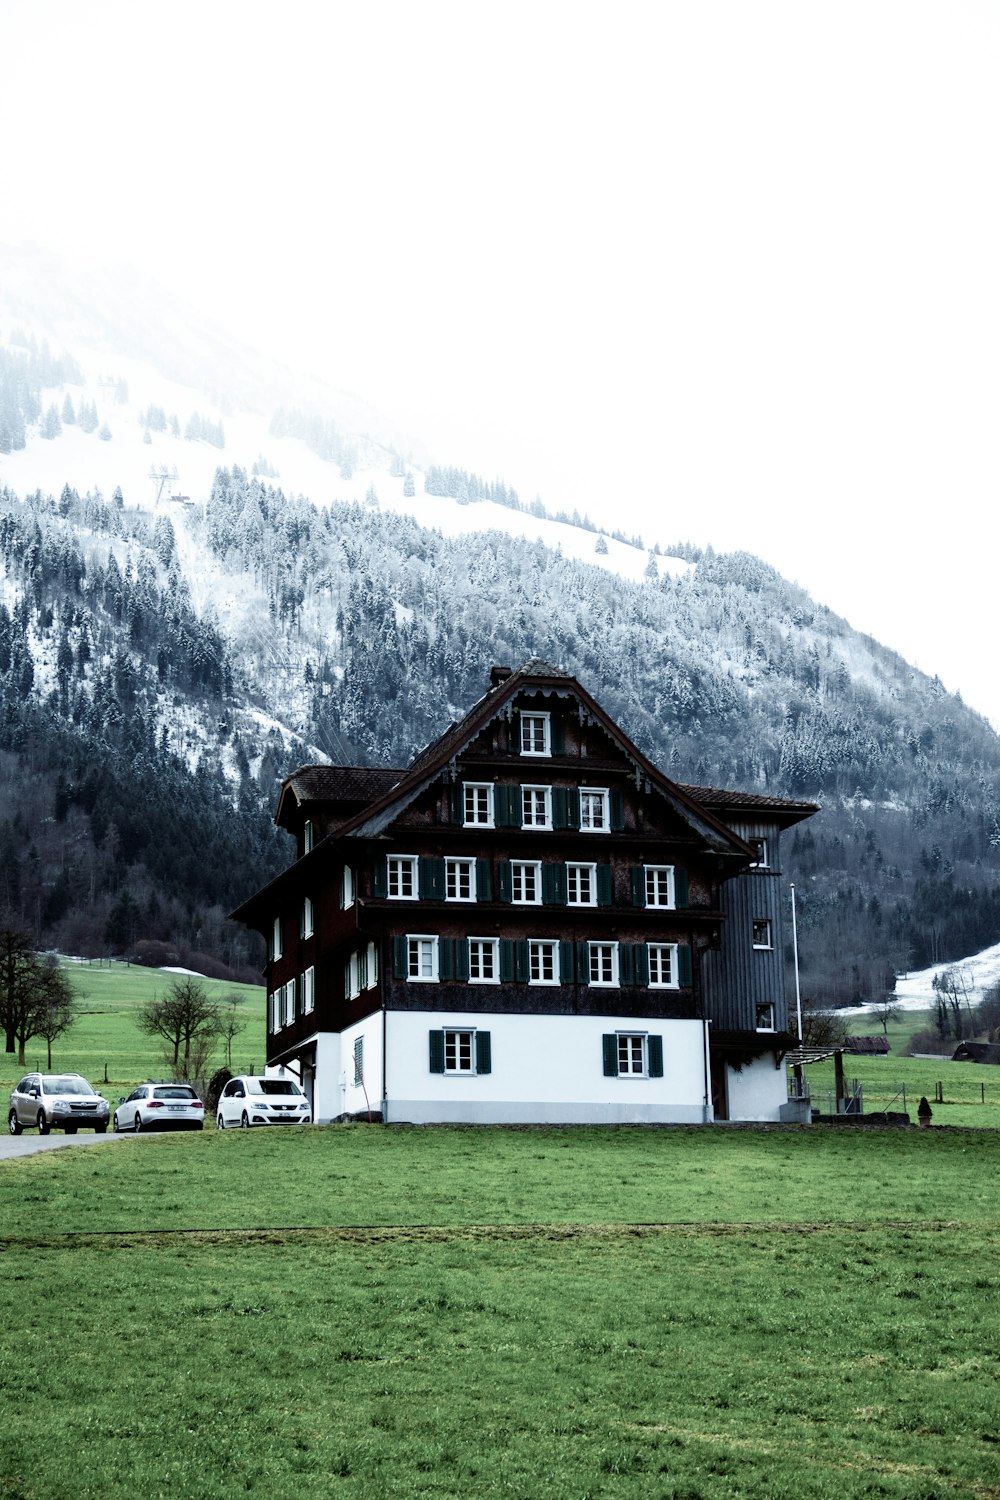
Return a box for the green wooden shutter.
[552,786,569,829]
[602,1034,619,1077]
[498,860,512,903]
[543,863,567,906]
[499,939,515,982]
[393,936,408,978]
[439,937,454,981]
[577,940,590,983]
[515,939,530,982]
[597,864,613,907]
[567,788,581,830]
[428,1030,445,1073]
[455,938,471,983]
[476,858,492,901]
[475,1031,492,1075]
[678,943,693,987]
[675,868,689,908]
[373,860,387,899]
[647,1034,664,1078]
[449,784,463,825]
[559,940,576,983]
[419,856,444,900]
[610,788,625,831]
[495,785,522,828]
[620,943,635,985]
[634,943,649,986]
[631,866,646,907]
[551,717,565,754]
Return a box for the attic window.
[520,712,551,756]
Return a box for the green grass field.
[2,1127,1000,1500]
[0,959,265,1095]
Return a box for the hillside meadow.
[1,1126,1000,1500]
[0,958,266,1095]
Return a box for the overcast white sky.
[4,1,1000,724]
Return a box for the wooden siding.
[701,827,787,1033]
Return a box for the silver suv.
[8,1073,110,1135]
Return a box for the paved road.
[0,1130,129,1162]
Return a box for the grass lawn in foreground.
[1,1127,999,1499]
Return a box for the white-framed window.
[617,1033,647,1077]
[566,862,598,906]
[446,857,476,902]
[520,711,551,756]
[302,896,314,939]
[272,917,283,961]
[302,966,315,1014]
[756,1001,776,1032]
[579,787,610,833]
[529,939,560,985]
[511,860,542,904]
[365,941,377,989]
[469,937,500,984]
[644,865,675,909]
[342,866,355,909]
[269,988,281,1033]
[407,936,438,981]
[283,980,296,1027]
[387,854,419,900]
[345,954,359,1001]
[353,1036,364,1085]
[648,943,679,989]
[749,838,770,868]
[588,941,619,987]
[445,1029,475,1073]
[752,918,773,950]
[464,782,494,827]
[521,785,552,829]
[303,819,314,853]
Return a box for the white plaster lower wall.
[725,1052,786,1122]
[306,1021,387,1123]
[384,1010,709,1125]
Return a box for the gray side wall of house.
[701,823,787,1032]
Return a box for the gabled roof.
[332,659,753,858]
[275,766,405,830]
[678,784,819,827]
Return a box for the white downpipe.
[790,882,803,1042]
[702,1018,713,1123]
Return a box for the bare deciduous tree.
[136,977,223,1080]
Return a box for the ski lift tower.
[149,465,179,505]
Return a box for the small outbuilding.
[951,1042,1000,1065]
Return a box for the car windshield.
[153,1087,196,1101]
[251,1079,303,1096]
[44,1077,94,1096]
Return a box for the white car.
[217,1074,312,1129]
[113,1083,205,1133]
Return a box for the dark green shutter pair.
[494,785,522,828]
[419,857,445,899]
[619,945,647,985]
[630,866,689,907]
[438,938,471,982]
[602,1034,664,1077]
[428,1030,492,1074]
[552,786,580,829]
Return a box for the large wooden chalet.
[231,662,817,1124]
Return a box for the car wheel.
[217,1113,225,1130]
[8,1110,22,1136]
[241,1110,250,1129]
[113,1112,120,1132]
[133,1113,143,1133]
[37,1111,50,1136]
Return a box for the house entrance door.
[709,1054,729,1122]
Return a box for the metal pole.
[790,882,803,1042]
